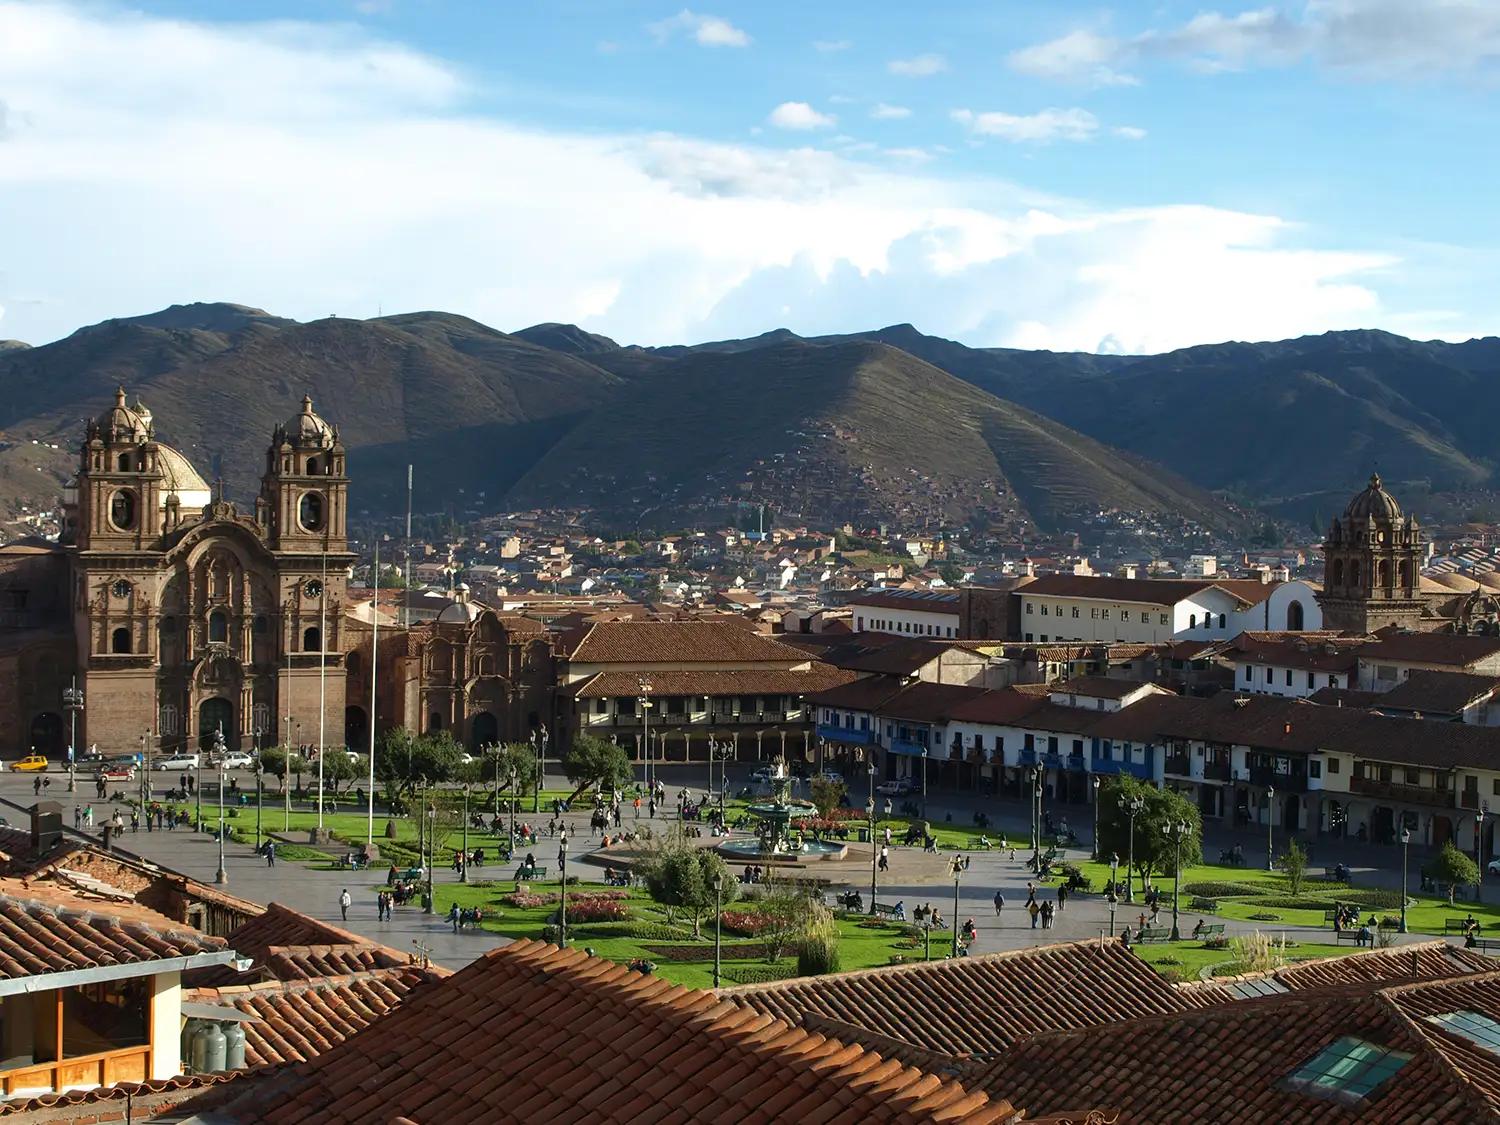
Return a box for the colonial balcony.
[818,723,872,746]
[1247,765,1308,793]
[1164,754,1191,777]
[1,1044,149,1097]
[1350,775,1452,806]
[1091,757,1153,781]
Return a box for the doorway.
[198,698,236,751]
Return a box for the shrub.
[1248,912,1282,922]
[1240,895,1340,911]
[568,921,688,941]
[1203,935,1230,950]
[797,903,841,976]
[1340,888,1407,909]
[1183,881,1262,898]
[1231,931,1289,974]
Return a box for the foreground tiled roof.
[209,940,1020,1124]
[0,877,227,979]
[970,977,1500,1124]
[189,902,426,986]
[186,967,439,1066]
[567,619,812,664]
[721,940,1196,1059]
[1179,941,1494,1003]
[568,664,855,699]
[0,1070,254,1119]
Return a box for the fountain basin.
[716,837,849,861]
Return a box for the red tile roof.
[970,978,1493,1124]
[1375,670,1500,715]
[568,664,855,699]
[722,940,1198,1059]
[1362,631,1500,667]
[189,903,428,986]
[878,681,992,723]
[0,877,228,979]
[185,967,439,1066]
[567,619,812,664]
[1021,575,1283,608]
[1179,941,1495,1003]
[809,675,909,712]
[211,940,1020,1124]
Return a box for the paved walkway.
[0,765,1459,970]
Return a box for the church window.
[109,489,137,531]
[159,705,178,735]
[111,627,131,654]
[1189,614,1197,629]
[477,654,495,676]
[1219,614,1227,628]
[117,453,132,471]
[303,626,321,651]
[307,457,319,475]
[1331,559,1344,586]
[298,492,326,532]
[347,650,362,676]
[1350,561,1362,587]
[208,611,228,643]
[1379,560,1392,587]
[253,615,267,634]
[1287,601,1305,631]
[429,712,444,732]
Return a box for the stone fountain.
[717,755,848,863]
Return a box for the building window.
[159,704,179,735]
[1071,607,1079,618]
[1041,604,1048,616]
[1102,609,1110,620]
[298,491,326,532]
[1307,672,1315,689]
[303,626,321,651]
[1159,614,1168,625]
[1405,767,1421,786]
[63,979,150,1058]
[1310,760,1322,778]
[1329,675,1340,689]
[1189,614,1197,629]
[1328,757,1340,774]
[429,712,443,732]
[1284,1036,1411,1102]
[1285,669,1293,686]
[1219,614,1227,628]
[209,611,228,643]
[110,627,131,654]
[1090,608,1098,619]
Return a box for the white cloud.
[648,9,750,48]
[882,147,932,163]
[888,53,947,77]
[768,101,836,130]
[1012,0,1500,83]
[1007,29,1139,87]
[0,1,1461,358]
[952,107,1100,144]
[813,39,851,52]
[1113,125,1147,140]
[870,102,911,120]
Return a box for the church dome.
[436,583,482,624]
[283,395,335,448]
[1344,473,1402,522]
[157,444,211,509]
[98,387,152,443]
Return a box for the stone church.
[0,389,354,758]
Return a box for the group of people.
[446,902,486,932]
[737,865,768,884]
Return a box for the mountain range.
[3,303,1497,535]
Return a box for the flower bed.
[719,909,778,937]
[642,942,773,962]
[567,896,630,923]
[503,889,628,909]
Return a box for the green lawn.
[423,879,952,989]
[1133,938,1351,981]
[1070,859,1500,938]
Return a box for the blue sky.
[1,0,1498,351]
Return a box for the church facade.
[5,389,356,758]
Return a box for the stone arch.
[1286,600,1305,631]
[470,710,499,750]
[198,697,236,751]
[28,712,63,755]
[111,626,132,654]
[345,705,368,750]
[1331,559,1344,587]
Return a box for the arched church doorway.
[198,698,236,752]
[28,712,63,756]
[345,706,368,751]
[471,711,499,751]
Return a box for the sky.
[1,0,1498,353]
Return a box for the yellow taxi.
[10,754,48,772]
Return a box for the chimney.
[30,801,62,854]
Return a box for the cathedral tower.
[1317,474,1427,634]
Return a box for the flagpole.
[317,545,327,830]
[367,536,379,850]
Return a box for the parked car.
[876,776,916,796]
[813,770,845,786]
[9,754,47,772]
[749,766,777,784]
[1487,858,1500,878]
[96,764,136,782]
[154,754,199,771]
[212,752,254,769]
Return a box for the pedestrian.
[993,890,1004,916]
[339,888,352,921]
[32,777,40,796]
[265,841,276,867]
[1025,882,1036,906]
[1138,911,1148,932]
[130,810,139,833]
[73,806,82,830]
[1057,883,1067,910]
[83,805,93,828]
[448,901,461,933]
[878,845,889,872]
[1028,899,1040,929]
[883,826,892,847]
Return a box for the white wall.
[851,605,959,638]
[151,970,182,1079]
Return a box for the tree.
[757,874,819,961]
[1277,838,1309,896]
[1425,841,1481,904]
[258,746,305,793]
[809,777,846,818]
[1095,776,1203,884]
[374,730,464,798]
[639,832,739,937]
[562,734,633,795]
[318,751,360,795]
[937,562,963,587]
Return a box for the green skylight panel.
[1427,1010,1500,1054]
[1285,1036,1412,1103]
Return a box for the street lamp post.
[533,726,548,815]
[1091,775,1102,860]
[254,759,264,850]
[282,715,293,831]
[508,769,518,855]
[422,799,435,914]
[461,785,470,883]
[195,754,203,832]
[1266,784,1276,871]
[1400,825,1412,933]
[712,872,723,988]
[1110,851,1120,898]
[139,731,150,809]
[868,764,878,914]
[558,832,569,947]
[1169,819,1189,940]
[62,679,83,794]
[1478,804,1488,903]
[1107,890,1118,936]
[213,726,229,884]
[950,855,963,959]
[1033,766,1045,855]
[638,678,653,793]
[920,745,928,821]
[1121,795,1144,903]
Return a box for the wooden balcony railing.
[1,1045,149,1096]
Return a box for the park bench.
[515,865,549,881]
[1190,898,1219,913]
[872,903,904,921]
[1336,929,1366,945]
[395,866,422,882]
[1135,926,1170,943]
[1195,923,1226,938]
[1472,937,1500,954]
[1446,918,1482,936]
